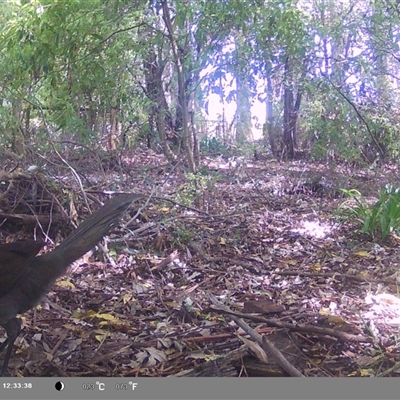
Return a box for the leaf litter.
[8,150,400,377]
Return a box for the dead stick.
[208,293,304,377]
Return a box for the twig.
[208,293,305,377]
[208,306,372,343]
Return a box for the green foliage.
[300,91,363,163]
[200,136,227,153]
[171,227,194,247]
[238,142,259,158]
[1,0,400,164]
[338,185,400,240]
[0,0,143,147]
[175,171,216,206]
[196,166,221,180]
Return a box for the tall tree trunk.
[141,27,176,162]
[162,0,196,172]
[234,31,252,144]
[282,58,302,160]
[265,68,279,157]
[283,85,295,160]
[108,102,117,151]
[235,72,252,143]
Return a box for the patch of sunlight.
[291,219,333,239]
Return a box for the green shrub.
[338,185,400,240]
[200,136,227,153]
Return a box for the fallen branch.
[208,293,305,377]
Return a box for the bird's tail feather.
[37,193,143,276]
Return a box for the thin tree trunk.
[162,0,196,172]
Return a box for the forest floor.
[3,147,400,377]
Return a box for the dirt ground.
[2,149,400,377]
